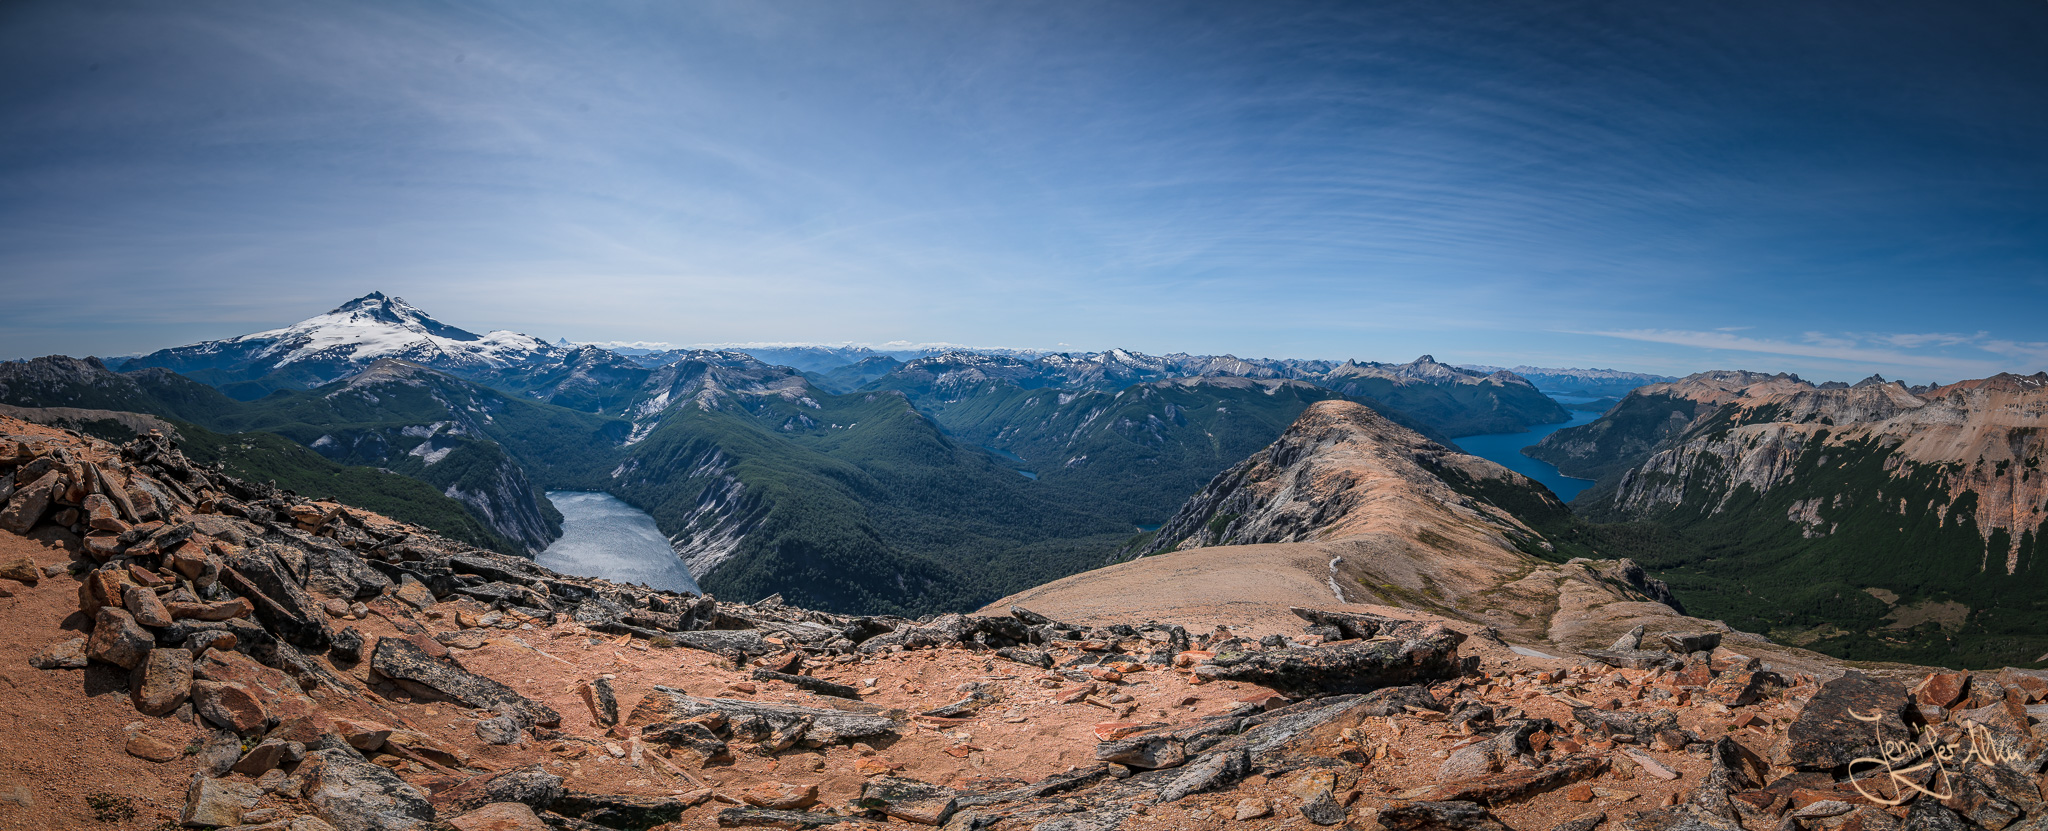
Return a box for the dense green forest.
[1573,433,2048,668]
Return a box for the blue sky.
[2,1,2043,385]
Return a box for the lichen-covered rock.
[87,606,153,669]
[626,687,896,746]
[1376,800,1511,831]
[130,647,193,716]
[369,636,560,727]
[182,775,262,827]
[1200,625,1464,695]
[858,775,957,825]
[303,748,436,831]
[1772,671,1909,771]
[29,637,88,670]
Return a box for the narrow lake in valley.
[537,491,701,595]
[1451,409,1600,502]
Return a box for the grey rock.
[303,748,436,831]
[182,775,262,827]
[1771,671,1909,771]
[1376,800,1511,831]
[589,676,618,726]
[751,669,859,700]
[195,729,245,776]
[87,606,154,669]
[1201,625,1464,695]
[857,775,959,825]
[550,791,689,829]
[475,715,522,746]
[1158,749,1249,801]
[330,627,365,664]
[712,807,849,828]
[640,721,730,765]
[1094,735,1185,770]
[626,687,897,746]
[1660,631,1722,653]
[29,637,88,670]
[433,765,563,813]
[369,636,560,727]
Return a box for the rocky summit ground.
[5,414,2048,831]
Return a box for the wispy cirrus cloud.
[1574,328,2014,378]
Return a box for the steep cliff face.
[1588,372,2048,667]
[1602,374,2047,558]
[1525,370,1809,482]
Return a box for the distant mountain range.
[17,291,2048,669]
[4,292,1593,616]
[1460,365,1678,397]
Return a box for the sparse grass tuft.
[85,792,135,823]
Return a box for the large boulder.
[192,680,269,734]
[303,748,436,831]
[429,766,563,814]
[1772,671,1911,771]
[87,606,153,669]
[131,647,193,716]
[0,470,62,534]
[221,546,334,651]
[369,636,560,727]
[182,775,262,827]
[1199,624,1465,695]
[626,687,897,746]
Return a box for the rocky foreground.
[4,415,2048,830]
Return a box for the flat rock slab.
[628,687,898,746]
[1201,627,1464,695]
[1582,648,1682,671]
[304,748,437,831]
[1773,671,1908,771]
[751,669,860,700]
[858,775,958,825]
[370,636,561,727]
[714,807,856,828]
[1420,754,1607,804]
[1376,800,1512,831]
[551,791,689,830]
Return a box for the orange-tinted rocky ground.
[6,415,2048,831]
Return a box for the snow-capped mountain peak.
[125,292,561,390]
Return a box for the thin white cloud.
[1575,328,2008,376]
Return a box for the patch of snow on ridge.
[409,442,454,465]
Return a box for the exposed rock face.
[1560,370,2048,663]
[1527,370,1813,482]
